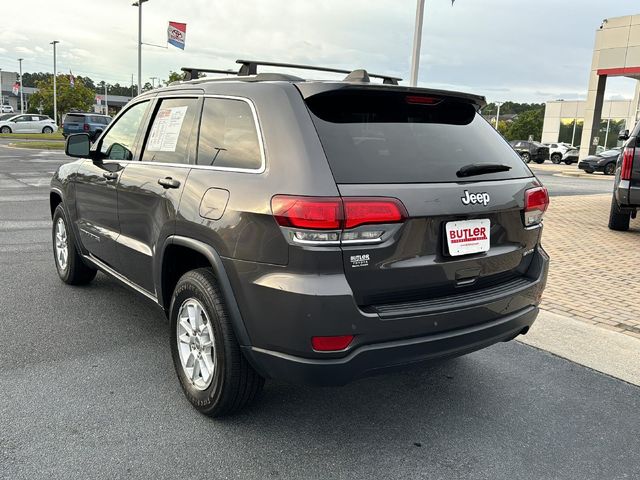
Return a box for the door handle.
[103,171,119,180]
[158,177,181,189]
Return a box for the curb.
[554,172,613,180]
[517,309,640,386]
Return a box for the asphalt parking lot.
[1,143,639,479]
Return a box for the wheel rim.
[177,298,216,390]
[54,217,69,271]
[44,127,52,133]
[1,127,9,133]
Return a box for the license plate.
[445,219,490,256]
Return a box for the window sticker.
[147,106,188,152]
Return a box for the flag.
[69,71,75,88]
[12,82,19,96]
[168,21,187,50]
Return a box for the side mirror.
[65,133,91,158]
[618,129,630,141]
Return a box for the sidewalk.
[541,194,640,339]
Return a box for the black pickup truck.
[609,127,640,230]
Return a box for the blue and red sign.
[168,21,187,50]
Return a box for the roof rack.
[181,67,237,81]
[236,59,402,85]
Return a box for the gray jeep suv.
[51,60,549,417]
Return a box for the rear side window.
[306,90,531,183]
[196,98,262,170]
[142,97,199,164]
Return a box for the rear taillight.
[621,146,634,180]
[311,335,354,352]
[524,186,549,226]
[83,123,90,132]
[271,195,407,245]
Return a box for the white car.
[0,114,57,134]
[1,105,14,113]
[546,142,574,163]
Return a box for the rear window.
[305,90,532,183]
[64,114,85,123]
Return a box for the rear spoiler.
[295,82,487,109]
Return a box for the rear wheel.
[604,162,616,175]
[585,169,594,174]
[1,126,11,134]
[551,153,562,164]
[608,196,631,231]
[169,268,264,417]
[534,159,545,164]
[564,160,574,165]
[42,126,53,134]
[52,204,97,284]
[521,152,531,163]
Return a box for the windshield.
[305,90,532,183]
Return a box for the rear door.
[304,88,541,307]
[64,114,86,135]
[115,96,200,293]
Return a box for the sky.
[0,0,638,103]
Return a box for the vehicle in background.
[1,105,14,113]
[578,147,622,175]
[62,112,112,141]
[509,140,549,164]
[0,114,57,134]
[546,142,573,163]
[561,147,579,165]
[609,129,639,231]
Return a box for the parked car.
[609,129,639,230]
[1,104,14,113]
[509,140,549,163]
[578,147,622,175]
[52,60,549,416]
[62,112,112,140]
[546,142,573,163]
[561,147,579,165]
[0,114,57,133]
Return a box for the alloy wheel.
[54,217,68,271]
[176,298,216,390]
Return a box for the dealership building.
[542,14,640,158]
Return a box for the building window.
[558,118,583,146]
[598,118,625,150]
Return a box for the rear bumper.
[242,306,538,386]
[615,180,640,208]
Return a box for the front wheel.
[564,160,574,165]
[534,159,545,164]
[551,153,562,164]
[42,126,54,134]
[521,152,531,163]
[52,204,97,284]
[1,126,11,134]
[608,196,631,231]
[169,268,264,417]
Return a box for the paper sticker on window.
[147,106,188,152]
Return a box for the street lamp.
[51,40,59,126]
[104,83,109,115]
[495,101,503,130]
[17,58,24,114]
[132,0,149,96]
[409,0,426,86]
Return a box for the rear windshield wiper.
[456,163,512,178]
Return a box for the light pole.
[0,68,3,109]
[18,58,24,113]
[495,101,503,131]
[104,83,109,115]
[409,0,426,86]
[51,40,59,125]
[132,0,149,96]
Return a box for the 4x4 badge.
[461,190,490,206]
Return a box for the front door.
[74,100,152,267]
[115,96,200,294]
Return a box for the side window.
[14,116,28,122]
[196,97,262,170]
[141,97,199,164]
[100,101,150,160]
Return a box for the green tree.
[28,75,96,124]
[504,109,544,142]
[164,70,184,86]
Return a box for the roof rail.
[236,59,401,85]
[181,67,237,81]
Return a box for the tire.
[52,204,97,285]
[604,162,616,175]
[534,159,545,164]
[584,169,594,174]
[42,126,53,134]
[1,126,11,134]
[564,161,574,165]
[608,196,631,231]
[521,152,531,163]
[169,268,264,417]
[551,153,562,164]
